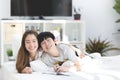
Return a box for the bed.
[1,54,120,80]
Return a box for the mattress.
[1,55,120,80]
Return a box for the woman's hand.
[21,67,32,74]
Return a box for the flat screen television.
[11,0,72,19]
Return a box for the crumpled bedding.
[1,55,120,80]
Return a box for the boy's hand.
[54,64,69,74]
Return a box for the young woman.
[16,30,40,74]
[37,32,82,73]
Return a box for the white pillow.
[30,59,53,72]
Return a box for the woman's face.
[40,37,55,53]
[25,34,38,54]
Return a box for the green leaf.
[6,48,13,56]
[113,0,120,23]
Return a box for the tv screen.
[11,0,72,17]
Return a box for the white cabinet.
[23,20,85,51]
[0,21,25,63]
[0,20,85,64]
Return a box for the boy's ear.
[54,38,57,41]
[40,48,45,53]
[54,39,58,43]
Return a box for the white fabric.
[1,55,120,80]
[30,59,53,72]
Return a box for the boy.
[37,32,82,73]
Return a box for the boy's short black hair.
[37,32,55,47]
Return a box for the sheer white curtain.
[12,35,22,60]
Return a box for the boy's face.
[40,37,56,53]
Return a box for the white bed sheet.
[1,55,120,80]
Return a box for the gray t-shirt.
[41,43,78,67]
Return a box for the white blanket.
[1,55,120,80]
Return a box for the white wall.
[0,22,2,67]
[0,0,10,19]
[79,0,120,47]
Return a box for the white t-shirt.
[41,43,78,67]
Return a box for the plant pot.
[8,56,15,61]
[74,14,81,20]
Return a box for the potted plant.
[113,0,120,32]
[74,8,81,20]
[113,0,120,23]
[6,48,14,61]
[86,37,120,56]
